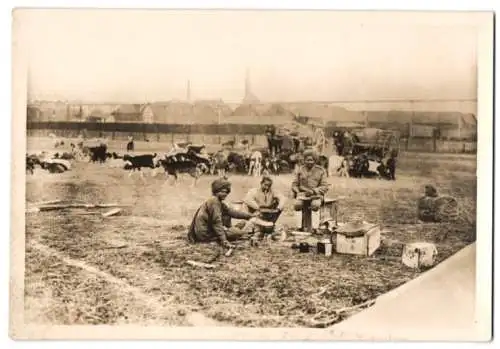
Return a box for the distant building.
[141,104,154,123]
[111,104,143,123]
[27,101,68,121]
[27,105,42,122]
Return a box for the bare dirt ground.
[24,137,477,327]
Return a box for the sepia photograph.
[10,8,493,341]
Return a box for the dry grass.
[24,137,477,327]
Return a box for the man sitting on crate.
[187,178,259,251]
[243,176,287,240]
[291,150,330,222]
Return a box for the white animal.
[338,157,350,177]
[368,160,380,173]
[328,155,344,176]
[248,151,263,177]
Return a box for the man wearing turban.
[417,184,440,222]
[291,150,330,213]
[187,178,258,249]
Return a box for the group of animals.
[26,152,73,174]
[25,140,277,184]
[75,141,327,184]
[332,151,397,180]
[26,132,398,182]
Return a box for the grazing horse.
[227,152,248,174]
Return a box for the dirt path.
[30,240,222,327]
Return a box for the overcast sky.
[17,9,480,109]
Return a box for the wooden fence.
[26,121,477,154]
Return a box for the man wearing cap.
[291,150,330,212]
[187,178,258,249]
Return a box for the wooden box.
[402,242,438,269]
[336,224,381,256]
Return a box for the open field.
[24,137,477,327]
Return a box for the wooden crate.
[336,225,381,256]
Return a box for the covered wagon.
[332,127,401,161]
[331,127,401,180]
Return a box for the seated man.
[243,176,286,241]
[417,184,440,222]
[243,175,286,217]
[292,150,330,212]
[187,178,259,249]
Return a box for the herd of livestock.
[25,130,398,184]
[25,139,324,182]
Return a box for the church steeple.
[242,68,259,104]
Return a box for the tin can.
[299,242,310,253]
[317,239,333,256]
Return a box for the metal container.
[299,242,310,253]
[317,239,333,256]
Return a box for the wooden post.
[408,100,414,151]
[457,113,462,140]
[406,123,411,151]
[301,200,313,233]
[433,128,438,152]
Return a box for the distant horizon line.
[27,98,477,105]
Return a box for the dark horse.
[265,125,283,156]
[332,130,359,156]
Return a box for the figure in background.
[127,134,134,152]
[377,149,397,181]
[265,125,282,156]
[417,184,459,223]
[417,185,440,222]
